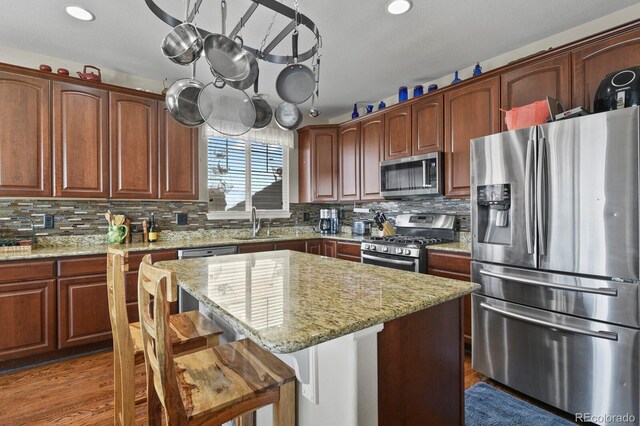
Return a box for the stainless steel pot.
[275,102,302,130]
[161,0,202,66]
[198,81,256,136]
[165,62,204,127]
[251,70,272,129]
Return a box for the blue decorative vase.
[398,86,408,102]
[413,85,424,97]
[378,101,386,110]
[473,63,483,77]
[352,103,359,119]
[427,84,438,93]
[366,105,374,114]
[451,71,462,84]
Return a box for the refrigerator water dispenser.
[477,184,511,245]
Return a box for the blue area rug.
[465,382,575,425]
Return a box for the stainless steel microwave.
[380,152,443,198]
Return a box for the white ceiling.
[1,1,637,118]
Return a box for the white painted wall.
[329,3,640,124]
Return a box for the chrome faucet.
[251,206,261,237]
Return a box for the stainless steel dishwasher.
[177,246,240,344]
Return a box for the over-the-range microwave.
[380,152,443,198]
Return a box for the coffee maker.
[318,209,332,235]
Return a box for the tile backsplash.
[0,196,470,237]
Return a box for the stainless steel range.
[360,213,456,273]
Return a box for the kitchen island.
[157,250,478,425]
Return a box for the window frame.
[206,134,291,220]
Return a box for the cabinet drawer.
[274,240,306,252]
[427,251,471,276]
[58,256,106,277]
[336,241,361,258]
[238,243,274,253]
[0,260,55,283]
[127,250,177,271]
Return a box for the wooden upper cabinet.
[297,128,312,203]
[110,93,158,199]
[444,76,500,198]
[412,94,443,155]
[572,27,640,112]
[53,83,109,198]
[384,105,412,159]
[311,126,338,202]
[501,53,571,130]
[360,115,384,200]
[338,122,360,201]
[158,103,198,200]
[0,72,51,197]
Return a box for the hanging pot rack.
[145,0,321,65]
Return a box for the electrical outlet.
[303,212,310,221]
[44,214,55,229]
[176,213,188,226]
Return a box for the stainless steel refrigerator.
[471,107,640,424]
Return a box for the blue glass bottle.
[473,63,483,77]
[378,100,386,110]
[413,85,424,97]
[352,103,359,119]
[398,86,408,102]
[451,71,462,84]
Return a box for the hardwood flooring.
[0,349,578,425]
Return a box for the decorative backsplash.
[0,196,470,237]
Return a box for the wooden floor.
[0,349,577,425]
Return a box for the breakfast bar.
[157,250,479,425]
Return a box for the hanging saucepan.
[198,80,256,136]
[165,62,204,127]
[161,0,203,66]
[275,30,315,104]
[275,102,302,130]
[203,0,255,87]
[251,70,273,129]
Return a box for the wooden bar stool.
[106,247,224,426]
[138,254,297,426]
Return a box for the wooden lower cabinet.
[427,250,472,345]
[238,242,275,253]
[0,279,56,362]
[323,240,337,258]
[57,274,111,349]
[336,241,361,262]
[274,240,306,252]
[305,239,322,255]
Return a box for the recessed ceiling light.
[65,5,95,21]
[386,0,412,15]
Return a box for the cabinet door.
[360,115,385,200]
[110,93,158,199]
[444,77,500,198]
[0,279,56,361]
[311,127,339,202]
[501,54,571,130]
[412,94,443,155]
[274,240,306,253]
[336,241,361,262]
[572,28,640,112]
[0,72,51,197]
[338,122,360,201]
[159,104,198,200]
[384,105,412,159]
[427,251,471,345]
[323,240,337,258]
[305,239,322,255]
[58,274,112,348]
[297,128,312,203]
[53,82,109,198]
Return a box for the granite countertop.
[0,232,470,262]
[157,250,479,354]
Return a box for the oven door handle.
[480,302,618,341]
[361,253,416,267]
[479,269,618,297]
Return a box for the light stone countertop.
[157,250,479,354]
[0,233,470,262]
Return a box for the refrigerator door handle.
[536,137,547,255]
[479,302,619,341]
[525,138,535,254]
[479,269,619,296]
